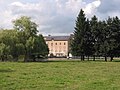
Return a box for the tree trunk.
[88,56,90,61]
[87,56,89,61]
[5,54,7,61]
[83,55,85,61]
[24,55,27,62]
[24,46,29,62]
[13,56,19,62]
[33,55,36,62]
[14,57,18,62]
[105,56,107,62]
[81,55,84,61]
[24,54,29,62]
[110,56,113,61]
[1,55,4,62]
[81,55,82,61]
[93,55,95,61]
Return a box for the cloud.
[84,0,101,17]
[8,0,85,35]
[0,0,120,35]
[97,0,120,19]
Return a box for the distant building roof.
[44,36,70,41]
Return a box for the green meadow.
[0,60,120,90]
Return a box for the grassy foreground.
[0,60,120,90]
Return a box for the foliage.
[90,15,100,56]
[107,17,120,59]
[71,9,87,60]
[0,43,10,61]
[0,16,49,62]
[71,9,120,61]
[12,16,48,61]
[0,30,20,61]
[84,19,94,59]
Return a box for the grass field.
[0,60,120,90]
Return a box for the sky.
[0,0,120,35]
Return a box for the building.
[44,35,71,57]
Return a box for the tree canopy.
[71,9,120,61]
[0,16,49,62]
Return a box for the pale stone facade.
[44,36,70,57]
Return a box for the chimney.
[48,35,51,37]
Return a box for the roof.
[44,36,70,41]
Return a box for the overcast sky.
[0,0,120,35]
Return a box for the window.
[60,43,61,45]
[51,43,53,46]
[64,50,66,52]
[64,42,66,45]
[64,46,66,49]
[55,43,57,45]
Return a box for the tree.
[0,29,24,61]
[25,35,49,61]
[98,20,109,61]
[71,9,88,60]
[36,35,49,56]
[13,16,38,61]
[90,15,100,61]
[107,16,120,61]
[13,16,48,62]
[0,16,48,62]
[0,43,10,61]
[84,19,94,60]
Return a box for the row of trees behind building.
[71,9,120,61]
[0,16,49,62]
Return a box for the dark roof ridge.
[44,35,70,41]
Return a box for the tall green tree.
[107,16,120,61]
[13,16,38,61]
[90,15,100,61]
[13,16,48,61]
[71,9,88,60]
[84,19,94,60]
[98,20,110,61]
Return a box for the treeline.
[71,9,120,61]
[0,16,49,62]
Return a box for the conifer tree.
[71,9,87,60]
[107,16,120,61]
[90,15,99,61]
[84,19,94,60]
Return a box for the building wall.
[46,40,69,57]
